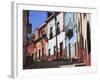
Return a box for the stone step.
[74,63,86,66]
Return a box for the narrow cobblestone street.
[24,60,71,69]
[23,59,86,69]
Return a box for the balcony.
[65,23,77,40]
[56,27,60,35]
[49,32,53,39]
[42,33,47,39]
[65,29,73,40]
[41,33,48,41]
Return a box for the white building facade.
[46,12,66,60]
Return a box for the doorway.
[60,42,63,57]
[87,22,91,54]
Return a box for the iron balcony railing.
[65,23,77,40]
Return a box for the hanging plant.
[66,29,73,39]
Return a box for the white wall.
[57,32,65,50]
[47,13,65,55]
[71,44,76,58]
[56,13,64,32]
[47,16,56,55]
[47,18,56,38]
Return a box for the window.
[68,43,71,58]
[49,27,53,39]
[35,52,37,60]
[50,27,52,33]
[54,46,56,56]
[42,47,44,57]
[48,49,51,57]
[56,22,60,35]
[39,49,41,59]
[74,42,77,57]
[57,22,60,27]
[60,42,63,57]
[41,30,45,36]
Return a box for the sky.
[29,11,48,34]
